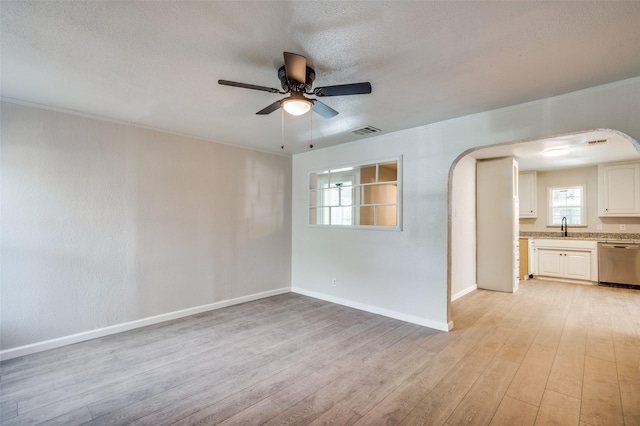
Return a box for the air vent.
[352,125,381,135]
[587,139,607,145]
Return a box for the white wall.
[450,155,476,300]
[291,77,640,330]
[0,102,292,355]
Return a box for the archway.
[446,129,640,328]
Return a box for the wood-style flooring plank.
[123,321,394,425]
[2,284,639,426]
[585,294,616,362]
[42,406,93,426]
[494,318,540,363]
[147,314,404,426]
[2,294,317,381]
[400,324,514,425]
[270,323,425,420]
[618,375,640,426]
[505,343,556,406]
[608,291,640,381]
[535,389,580,426]
[337,343,432,416]
[169,366,312,425]
[260,387,337,426]
[307,401,361,426]
[109,314,381,424]
[0,400,18,421]
[216,398,283,426]
[531,314,565,350]
[3,378,136,426]
[580,355,624,426]
[444,356,520,426]
[545,284,589,400]
[350,381,425,425]
[488,395,537,426]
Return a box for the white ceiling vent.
[587,139,608,145]
[352,126,381,136]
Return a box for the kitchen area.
[518,160,640,288]
[452,129,640,301]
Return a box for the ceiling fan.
[218,52,372,118]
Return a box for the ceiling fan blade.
[218,80,281,94]
[256,99,283,115]
[314,82,372,97]
[312,100,339,118]
[283,52,307,84]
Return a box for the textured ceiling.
[2,1,640,155]
[470,130,640,172]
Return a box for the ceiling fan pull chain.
[281,108,284,150]
[310,111,314,149]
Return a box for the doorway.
[447,129,640,322]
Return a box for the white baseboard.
[291,287,451,332]
[451,284,478,301]
[0,287,290,361]
[533,276,596,286]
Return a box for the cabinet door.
[538,250,563,277]
[599,162,640,216]
[564,251,590,280]
[518,171,537,218]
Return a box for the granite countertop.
[519,231,640,243]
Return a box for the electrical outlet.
[596,224,603,231]
[620,224,627,231]
[332,278,337,287]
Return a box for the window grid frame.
[308,157,402,230]
[546,184,587,227]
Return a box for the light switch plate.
[620,224,627,231]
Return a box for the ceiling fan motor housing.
[278,65,315,93]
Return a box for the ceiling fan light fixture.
[282,98,312,116]
[543,147,571,157]
[219,52,370,119]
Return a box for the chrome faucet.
[560,216,568,237]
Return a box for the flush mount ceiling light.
[282,97,312,116]
[543,148,571,157]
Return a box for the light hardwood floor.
[1,280,639,425]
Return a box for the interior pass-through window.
[309,158,401,229]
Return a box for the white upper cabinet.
[518,171,537,218]
[598,161,640,216]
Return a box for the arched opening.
[446,128,640,328]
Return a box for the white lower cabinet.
[538,250,562,277]
[537,249,591,281]
[533,238,597,282]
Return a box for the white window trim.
[546,184,587,227]
[308,156,403,231]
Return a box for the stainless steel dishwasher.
[598,242,640,287]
